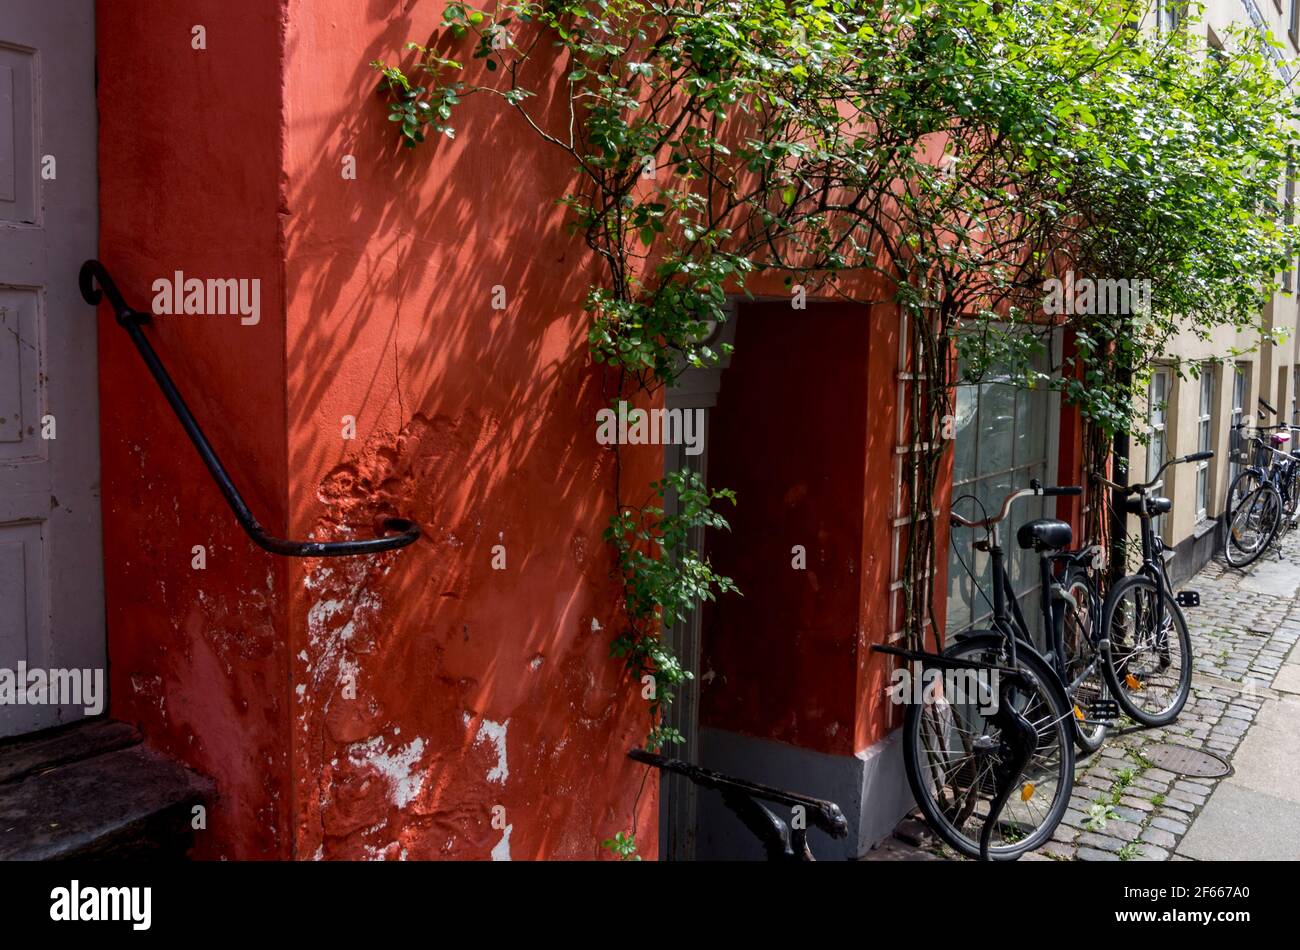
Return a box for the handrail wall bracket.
[80,259,420,558]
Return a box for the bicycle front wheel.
[1224,482,1281,569]
[1225,468,1263,526]
[1100,574,1192,726]
[903,633,1075,860]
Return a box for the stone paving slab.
[1175,784,1300,861]
[1271,665,1300,695]
[1220,705,1300,805]
[865,529,1300,862]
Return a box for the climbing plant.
[372,0,1300,849]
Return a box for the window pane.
[978,382,1016,477]
[947,344,1056,634]
[1014,386,1048,467]
[952,384,977,484]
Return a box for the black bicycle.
[880,483,1080,860]
[1224,401,1298,568]
[951,484,1112,755]
[1093,452,1205,727]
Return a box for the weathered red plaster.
[98,0,657,860]
[94,0,1082,859]
[96,0,291,859]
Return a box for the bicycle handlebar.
[951,484,1080,529]
[1095,451,1212,496]
[1233,421,1295,432]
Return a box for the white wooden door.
[0,1,102,737]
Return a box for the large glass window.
[947,345,1057,641]
[1195,367,1214,523]
[1286,160,1296,292]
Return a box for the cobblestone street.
[868,532,1300,862]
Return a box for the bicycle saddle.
[1016,518,1073,551]
[1122,495,1171,515]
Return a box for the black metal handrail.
[79,259,421,557]
[628,748,848,861]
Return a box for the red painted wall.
[97,0,290,859]
[94,0,1082,859]
[98,0,658,860]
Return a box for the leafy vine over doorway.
[372,1,1300,853]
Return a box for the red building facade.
[90,0,1084,859]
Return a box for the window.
[1286,158,1296,292]
[1229,362,1251,489]
[1147,369,1171,538]
[1207,28,1227,66]
[1292,0,1299,47]
[1158,1,1182,33]
[947,343,1058,641]
[1195,368,1214,523]
[1279,366,1289,432]
[1293,365,1299,426]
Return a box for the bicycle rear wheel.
[1100,574,1192,726]
[1224,482,1281,569]
[1225,468,1262,526]
[902,633,1074,860]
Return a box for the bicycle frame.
[985,531,1104,707]
[949,489,1079,713]
[1096,450,1210,669]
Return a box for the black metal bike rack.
[628,748,848,861]
[79,259,420,558]
[871,641,1036,861]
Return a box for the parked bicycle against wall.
[950,485,1113,755]
[1092,453,1206,727]
[1224,400,1299,568]
[877,483,1081,860]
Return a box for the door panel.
[0,2,101,737]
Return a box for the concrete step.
[0,718,213,860]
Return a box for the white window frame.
[1147,368,1171,538]
[1195,367,1213,523]
[1230,362,1251,489]
[1158,0,1183,33]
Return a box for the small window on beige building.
[1230,361,1251,488]
[1148,368,1171,537]
[1195,368,1214,523]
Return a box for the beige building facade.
[1128,0,1300,582]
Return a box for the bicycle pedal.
[1087,699,1120,720]
[1175,590,1200,608]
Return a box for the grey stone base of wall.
[693,726,914,860]
[1167,516,1222,589]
